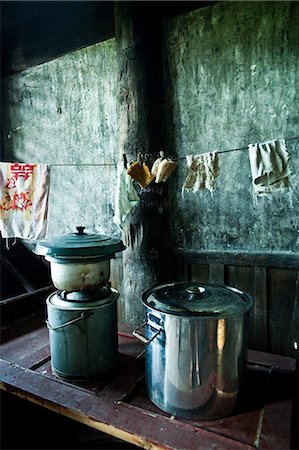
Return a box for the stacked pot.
[34,226,125,380]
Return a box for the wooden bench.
[0,290,296,449]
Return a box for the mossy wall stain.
[2,39,119,238]
[1,2,298,325]
[163,1,299,253]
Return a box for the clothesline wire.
[50,163,116,167]
[49,135,299,166]
[176,135,299,160]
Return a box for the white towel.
[183,152,219,193]
[113,160,140,231]
[248,139,291,196]
[0,162,50,240]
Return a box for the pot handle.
[132,321,162,345]
[46,312,92,330]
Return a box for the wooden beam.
[1,255,35,292]
[0,286,53,327]
[115,2,172,324]
[1,286,53,306]
[174,249,299,270]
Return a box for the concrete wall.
[163,1,299,253]
[2,38,119,239]
[1,2,298,326]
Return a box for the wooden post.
[115,3,172,324]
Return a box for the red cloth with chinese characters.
[0,162,50,240]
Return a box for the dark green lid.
[142,282,253,318]
[34,226,125,259]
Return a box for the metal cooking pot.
[34,226,125,291]
[133,282,253,420]
[46,288,119,379]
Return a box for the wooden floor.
[0,312,296,450]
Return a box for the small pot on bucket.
[34,226,125,291]
[34,226,126,380]
[133,282,253,420]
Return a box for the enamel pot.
[34,226,125,292]
[133,282,253,420]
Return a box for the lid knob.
[186,286,206,298]
[76,226,86,235]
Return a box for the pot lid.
[34,226,125,259]
[143,282,253,318]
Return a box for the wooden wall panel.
[190,264,209,283]
[253,267,268,351]
[268,268,298,357]
[174,250,299,357]
[209,263,225,284]
[225,265,264,350]
[226,265,254,296]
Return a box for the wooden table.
[0,308,295,450]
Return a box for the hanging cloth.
[155,159,178,183]
[127,160,154,189]
[183,152,219,193]
[0,162,50,240]
[151,152,178,184]
[151,155,164,177]
[113,160,140,231]
[248,139,291,196]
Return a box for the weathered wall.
[163,1,299,253]
[1,38,128,315]
[2,39,119,239]
[1,2,298,332]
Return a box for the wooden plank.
[0,326,49,364]
[0,322,294,450]
[252,266,268,351]
[226,266,254,296]
[247,350,295,373]
[0,359,255,450]
[190,263,209,283]
[126,366,266,448]
[225,265,260,350]
[2,351,293,450]
[126,354,293,449]
[268,268,298,356]
[174,249,299,270]
[176,256,189,281]
[1,311,46,343]
[258,399,292,450]
[209,263,225,284]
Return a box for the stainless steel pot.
[133,282,253,420]
[34,226,125,292]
